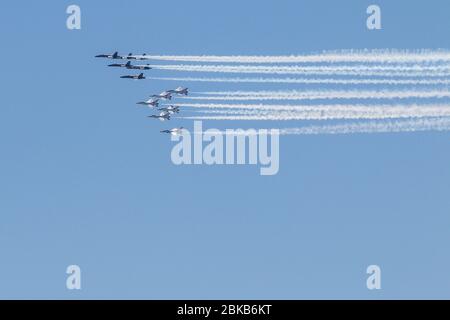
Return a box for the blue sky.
[0,0,450,299]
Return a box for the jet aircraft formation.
[95,51,187,135]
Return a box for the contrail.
[135,49,450,64]
[148,76,450,85]
[183,89,450,101]
[191,118,450,135]
[180,106,450,121]
[149,64,450,77]
[153,64,450,72]
[172,102,450,112]
[187,108,450,117]
[279,117,450,135]
[189,109,263,115]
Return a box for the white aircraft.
[160,127,185,135]
[151,91,173,100]
[169,87,189,96]
[148,111,171,121]
[95,51,124,59]
[158,105,180,114]
[136,98,160,107]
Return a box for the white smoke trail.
[183,89,450,101]
[148,76,450,85]
[279,117,450,135]
[135,49,450,64]
[180,106,450,121]
[172,102,450,112]
[189,108,450,117]
[190,118,450,135]
[153,64,450,72]
[149,64,450,77]
[189,109,266,115]
[177,103,450,121]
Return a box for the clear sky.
[0,0,450,299]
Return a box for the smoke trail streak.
[189,109,265,115]
[135,50,450,64]
[196,89,450,96]
[177,103,450,121]
[188,118,450,135]
[280,117,450,135]
[148,76,450,85]
[188,108,450,117]
[153,64,450,72]
[190,118,450,135]
[183,89,450,101]
[171,102,450,112]
[180,107,450,121]
[149,64,450,77]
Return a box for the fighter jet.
[160,127,185,135]
[135,53,148,60]
[137,98,160,108]
[158,105,180,114]
[109,61,132,68]
[125,53,137,60]
[126,53,148,60]
[120,73,145,80]
[95,51,124,59]
[169,87,189,96]
[150,91,172,100]
[148,111,171,121]
[109,61,152,70]
[128,63,151,70]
